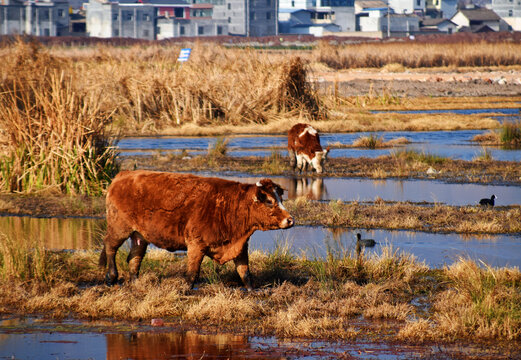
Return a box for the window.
[126,13,133,21]
[266,11,271,19]
[509,9,513,16]
[58,9,64,17]
[228,3,231,9]
[228,17,231,23]
[180,26,185,35]
[217,26,223,34]
[198,26,204,35]
[113,13,118,21]
[143,29,149,37]
[291,0,295,6]
[143,13,150,21]
[157,26,161,34]
[250,11,255,20]
[416,0,421,6]
[44,28,50,36]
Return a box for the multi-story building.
[86,0,277,39]
[425,0,457,18]
[279,0,355,32]
[86,0,156,39]
[490,0,521,30]
[210,0,278,36]
[0,0,69,36]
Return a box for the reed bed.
[314,40,521,69]
[1,233,520,344]
[0,39,118,195]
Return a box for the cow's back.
[106,171,250,250]
[288,123,323,155]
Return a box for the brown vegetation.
[1,241,520,346]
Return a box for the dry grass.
[0,39,118,195]
[286,199,521,234]
[399,258,521,342]
[352,134,409,149]
[3,234,519,343]
[314,40,521,69]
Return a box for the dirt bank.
[314,69,521,97]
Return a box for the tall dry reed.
[0,38,118,194]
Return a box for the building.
[86,0,156,39]
[355,0,388,31]
[388,0,425,15]
[490,0,521,31]
[0,0,70,36]
[86,0,277,39]
[419,17,457,33]
[211,0,278,37]
[450,7,509,32]
[425,0,457,18]
[279,0,356,33]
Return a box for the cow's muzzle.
[281,216,294,229]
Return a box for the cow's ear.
[276,185,284,198]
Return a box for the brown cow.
[288,123,329,174]
[99,170,294,290]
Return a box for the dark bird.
[356,233,376,247]
[479,194,496,207]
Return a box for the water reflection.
[0,215,519,268]
[250,227,521,269]
[105,332,261,360]
[199,174,521,206]
[287,178,326,200]
[0,216,104,250]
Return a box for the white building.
[388,0,425,14]
[451,7,508,31]
[490,0,521,30]
[279,0,356,32]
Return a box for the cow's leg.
[234,242,253,291]
[186,246,205,289]
[288,149,296,169]
[102,231,129,285]
[127,232,149,281]
[296,154,304,173]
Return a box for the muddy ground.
[312,69,521,97]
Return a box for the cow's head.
[251,179,294,230]
[311,147,329,174]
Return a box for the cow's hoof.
[105,273,118,286]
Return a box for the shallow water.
[1,316,508,360]
[1,216,519,269]
[118,129,521,161]
[371,107,521,116]
[250,227,521,269]
[199,174,521,206]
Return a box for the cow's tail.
[99,245,107,268]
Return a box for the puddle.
[250,227,521,269]
[198,175,521,206]
[117,129,521,161]
[1,216,519,269]
[0,317,515,360]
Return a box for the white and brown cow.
[288,123,329,174]
[99,170,294,290]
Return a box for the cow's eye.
[265,197,275,207]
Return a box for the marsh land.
[0,35,520,359]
